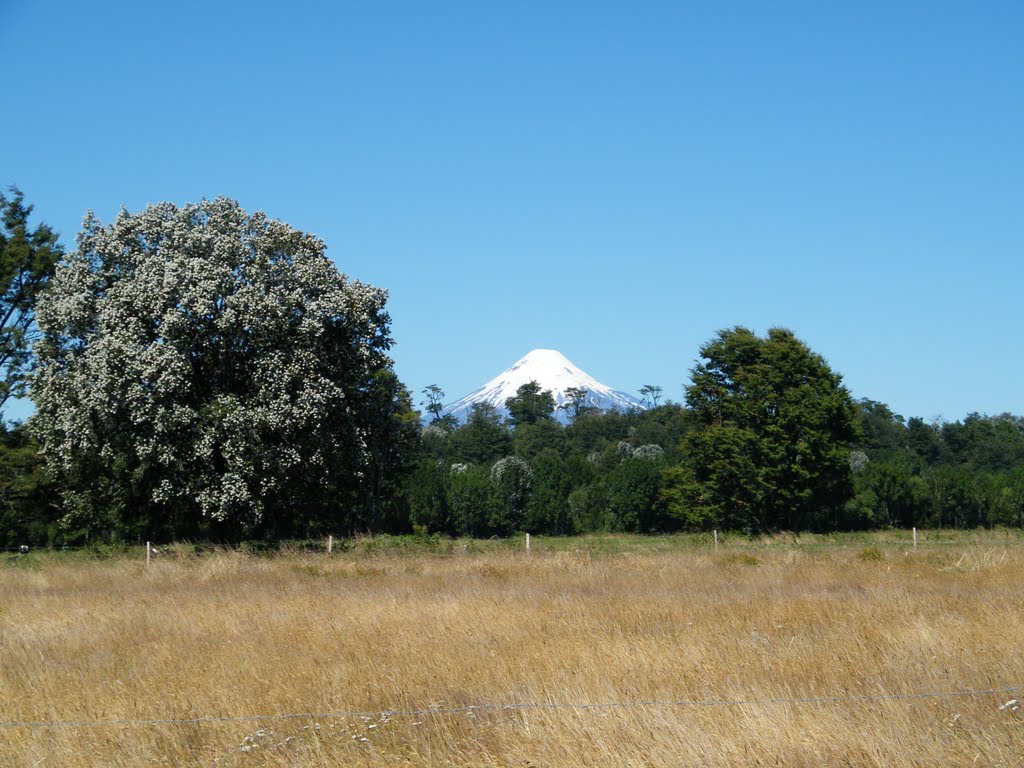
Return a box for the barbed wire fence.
[6,526,1024,561]
[1,685,1021,730]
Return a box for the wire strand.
[1,685,1020,729]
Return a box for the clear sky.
[3,1,1021,424]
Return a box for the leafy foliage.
[490,456,534,534]
[505,380,555,426]
[0,422,57,546]
[32,198,412,541]
[607,455,670,532]
[673,327,859,532]
[526,450,576,534]
[0,188,63,413]
[560,386,590,421]
[447,402,512,464]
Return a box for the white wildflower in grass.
[239,727,271,751]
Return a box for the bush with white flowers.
[632,444,665,461]
[490,456,533,534]
[32,198,406,538]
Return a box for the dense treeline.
[403,385,1024,539]
[4,392,1024,546]
[2,191,1022,546]
[850,403,1024,529]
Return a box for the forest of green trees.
[2,190,1022,546]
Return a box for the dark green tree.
[992,467,1024,527]
[0,422,58,546]
[0,187,63,414]
[662,425,758,530]
[512,419,567,461]
[850,457,928,528]
[560,386,590,421]
[855,399,907,459]
[489,456,533,534]
[408,459,450,534]
[505,380,555,426]
[631,404,692,463]
[639,384,663,409]
[448,402,513,465]
[944,413,1024,473]
[526,450,576,534]
[346,370,421,533]
[905,417,948,466]
[607,454,670,532]
[421,384,446,425]
[673,327,859,532]
[565,408,634,455]
[447,464,498,537]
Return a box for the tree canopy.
[31,198,413,541]
[0,188,63,414]
[505,380,555,426]
[666,327,859,532]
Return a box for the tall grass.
[2,532,1022,766]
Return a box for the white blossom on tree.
[632,444,665,461]
[31,198,408,538]
[490,456,533,533]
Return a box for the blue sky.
[3,1,1021,424]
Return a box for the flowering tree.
[490,456,533,534]
[32,198,413,540]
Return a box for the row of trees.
[1,189,1022,545]
[407,330,1024,538]
[848,404,1024,529]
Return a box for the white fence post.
[327,535,333,555]
[525,533,530,553]
[913,527,917,551]
[146,541,151,567]
[714,529,719,552]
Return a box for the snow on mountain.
[441,349,647,425]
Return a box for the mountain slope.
[441,349,646,424]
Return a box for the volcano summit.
[441,349,646,425]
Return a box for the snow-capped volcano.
[441,349,646,425]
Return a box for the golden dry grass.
[1,534,1023,767]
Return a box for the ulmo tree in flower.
[32,197,417,542]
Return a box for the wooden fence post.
[526,533,530,553]
[913,527,917,551]
[146,541,151,567]
[714,529,719,552]
[327,535,333,555]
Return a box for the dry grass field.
[2,531,1023,767]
